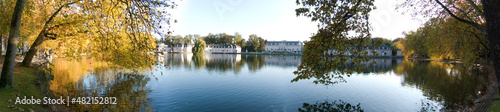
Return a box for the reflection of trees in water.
[166,54,270,74]
[396,60,488,111]
[292,58,488,111]
[165,54,308,74]
[298,100,364,112]
[59,70,152,111]
[205,54,236,73]
[263,55,302,67]
[233,55,246,74]
[418,99,442,112]
[245,55,265,72]
[359,58,401,74]
[192,54,206,69]
[49,55,155,111]
[163,53,192,70]
[292,56,374,85]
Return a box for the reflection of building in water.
[360,58,402,73]
[264,55,302,67]
[204,54,241,64]
[163,53,193,68]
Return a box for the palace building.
[157,43,241,53]
[265,40,304,54]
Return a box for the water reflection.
[291,57,487,110]
[264,55,302,67]
[49,54,488,111]
[162,54,270,74]
[298,100,364,112]
[292,58,401,85]
[50,58,154,111]
[396,60,488,111]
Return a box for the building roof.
[174,43,194,45]
[329,44,392,50]
[267,40,302,43]
[206,44,241,48]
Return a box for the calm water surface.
[49,54,488,112]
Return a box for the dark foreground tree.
[0,0,26,88]
[482,0,500,96]
[293,0,376,85]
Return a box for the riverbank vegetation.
[0,64,48,111]
[0,0,176,88]
[398,17,488,65]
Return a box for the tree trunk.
[0,0,26,88]
[21,30,45,66]
[21,2,69,67]
[1,35,3,56]
[482,0,500,95]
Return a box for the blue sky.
[165,0,423,41]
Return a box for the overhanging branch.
[435,0,486,34]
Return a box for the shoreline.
[0,57,68,111]
[161,52,406,58]
[472,63,498,111]
[0,57,53,111]
[32,60,71,111]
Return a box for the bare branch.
[465,0,484,18]
[451,4,474,22]
[435,0,486,34]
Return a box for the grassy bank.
[489,94,500,112]
[0,66,49,112]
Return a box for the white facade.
[157,43,241,53]
[205,44,241,53]
[326,45,393,56]
[265,40,304,53]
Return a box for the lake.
[48,53,488,112]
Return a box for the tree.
[247,34,260,52]
[1,0,42,55]
[1,0,26,88]
[162,35,182,52]
[21,0,177,66]
[293,0,375,85]
[400,0,500,95]
[182,35,192,44]
[217,33,233,44]
[483,1,500,94]
[234,32,243,46]
[0,0,15,54]
[240,39,246,47]
[192,38,206,54]
[400,16,487,62]
[258,37,265,52]
[184,34,200,44]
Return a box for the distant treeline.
[155,33,266,52]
